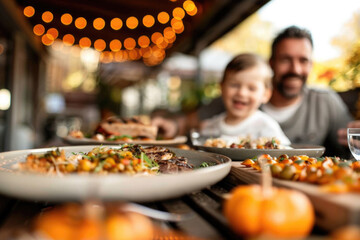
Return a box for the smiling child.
[201,53,290,145]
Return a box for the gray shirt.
[198,87,353,158]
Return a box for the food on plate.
[15,145,194,175]
[204,138,227,148]
[242,154,360,193]
[34,203,154,240]
[68,116,158,142]
[204,136,285,149]
[223,184,314,238]
[95,116,158,140]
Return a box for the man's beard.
[276,73,306,99]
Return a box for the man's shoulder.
[307,87,334,94]
[306,87,339,99]
[305,87,350,112]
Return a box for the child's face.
[221,65,271,123]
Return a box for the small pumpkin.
[35,203,154,240]
[223,184,315,238]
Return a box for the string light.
[151,32,163,44]
[24,6,35,17]
[75,17,87,29]
[23,0,199,65]
[157,12,170,24]
[42,11,53,23]
[109,39,122,52]
[61,13,73,25]
[79,37,91,48]
[163,27,175,39]
[138,35,150,48]
[124,38,136,50]
[33,24,45,36]
[110,18,123,30]
[143,15,155,28]
[126,16,139,29]
[94,39,106,51]
[172,7,185,20]
[63,34,75,46]
[187,6,198,16]
[93,18,105,30]
[183,0,196,12]
[128,49,140,60]
[42,34,54,46]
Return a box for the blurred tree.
[329,11,360,119]
[330,11,360,91]
[210,13,273,58]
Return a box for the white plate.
[195,144,325,160]
[0,145,231,202]
[63,136,188,146]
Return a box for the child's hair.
[221,53,272,89]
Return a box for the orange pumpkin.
[223,184,315,238]
[35,203,154,240]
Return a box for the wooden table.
[0,165,333,240]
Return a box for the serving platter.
[63,135,188,146]
[194,144,325,160]
[229,162,360,231]
[0,145,231,202]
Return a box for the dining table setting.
[0,120,360,240]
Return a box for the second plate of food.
[195,144,325,160]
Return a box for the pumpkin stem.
[258,154,272,198]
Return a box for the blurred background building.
[1,0,360,151]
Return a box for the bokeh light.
[110,39,122,52]
[94,39,106,51]
[126,16,139,29]
[173,7,185,20]
[0,89,11,110]
[143,15,155,28]
[183,0,196,12]
[163,27,175,39]
[124,38,136,50]
[138,35,150,48]
[171,18,184,30]
[151,32,163,44]
[93,18,105,30]
[33,24,45,36]
[23,6,35,17]
[61,13,73,25]
[47,28,58,40]
[75,17,87,29]
[157,12,170,24]
[79,37,91,49]
[63,34,75,46]
[111,18,123,30]
[187,6,198,16]
[128,49,140,60]
[100,51,113,63]
[42,34,54,46]
[42,11,53,23]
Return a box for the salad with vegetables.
[16,145,167,176]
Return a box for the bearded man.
[261,26,352,157]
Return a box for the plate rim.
[0,145,232,202]
[62,135,188,145]
[194,143,326,161]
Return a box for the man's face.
[270,38,313,99]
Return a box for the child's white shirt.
[201,110,291,146]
